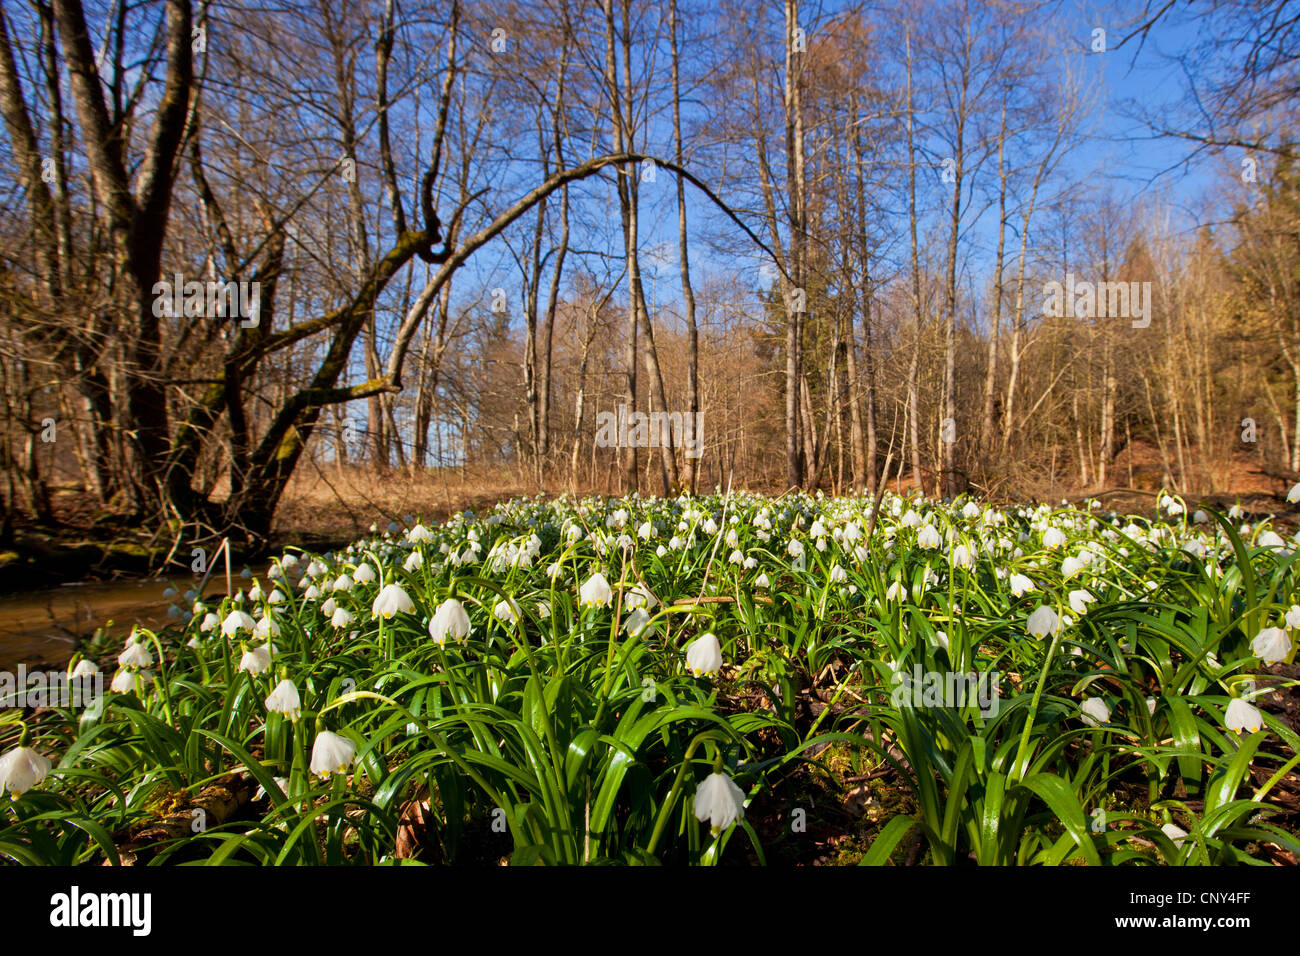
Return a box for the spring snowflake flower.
[353,564,376,584]
[117,635,153,670]
[407,523,433,543]
[403,551,423,572]
[69,658,98,679]
[372,584,415,619]
[579,572,613,608]
[1008,574,1035,597]
[1288,483,1300,504]
[1042,528,1068,549]
[917,525,941,549]
[830,565,848,583]
[1251,627,1291,663]
[623,607,653,638]
[331,606,355,628]
[1068,589,1097,616]
[952,544,975,569]
[0,744,51,799]
[265,679,301,721]
[1225,698,1264,734]
[787,539,805,558]
[1061,555,1086,579]
[638,521,654,539]
[429,598,472,645]
[693,771,746,833]
[686,633,723,677]
[493,599,520,625]
[310,730,357,779]
[332,574,353,592]
[254,615,280,640]
[1079,698,1110,727]
[755,573,770,588]
[110,669,151,694]
[1027,605,1062,639]
[537,600,551,620]
[238,643,273,675]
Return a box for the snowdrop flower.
[1027,605,1062,639]
[1225,698,1264,734]
[429,598,472,645]
[372,584,415,620]
[331,606,355,628]
[1251,627,1291,663]
[238,643,273,675]
[1068,589,1096,616]
[1079,697,1110,727]
[310,730,357,779]
[686,633,723,677]
[0,741,51,798]
[693,771,746,834]
[917,525,941,549]
[579,572,613,608]
[118,637,153,670]
[1008,573,1035,597]
[265,679,301,721]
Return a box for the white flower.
[686,633,723,677]
[952,545,974,569]
[253,615,279,640]
[353,564,376,584]
[1042,528,1068,549]
[537,600,551,620]
[830,564,848,583]
[372,584,415,620]
[886,581,903,601]
[403,551,423,572]
[623,607,653,638]
[493,599,520,624]
[429,598,472,645]
[0,745,52,798]
[1079,697,1110,727]
[638,521,654,539]
[268,589,286,605]
[1162,823,1189,848]
[407,523,433,543]
[238,644,273,675]
[934,630,950,652]
[321,597,337,616]
[118,638,153,670]
[69,658,99,679]
[917,525,941,549]
[110,668,151,694]
[1027,605,1062,639]
[579,572,613,608]
[693,771,746,833]
[755,573,770,588]
[310,730,357,778]
[1286,606,1300,630]
[1068,589,1096,616]
[1251,627,1291,663]
[330,606,355,628]
[1225,698,1264,734]
[1288,483,1300,504]
[332,574,353,592]
[265,679,301,720]
[1008,573,1035,597]
[222,610,256,637]
[200,612,219,633]
[1061,555,1086,579]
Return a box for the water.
[0,576,235,671]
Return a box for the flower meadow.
[2,490,1299,866]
